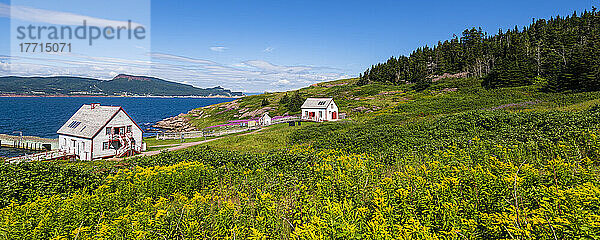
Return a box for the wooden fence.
[272,116,299,124]
[0,134,58,151]
[156,116,301,140]
[6,149,73,163]
[156,127,260,140]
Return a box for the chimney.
[90,103,100,109]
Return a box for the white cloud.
[150,52,217,65]
[0,5,350,92]
[0,53,351,92]
[0,3,145,28]
[242,60,313,74]
[0,3,8,18]
[209,46,227,52]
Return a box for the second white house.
[301,98,339,122]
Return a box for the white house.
[301,98,339,122]
[57,103,145,160]
[259,113,272,126]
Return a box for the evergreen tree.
[286,91,305,112]
[279,94,289,106]
[261,98,270,107]
[358,9,600,93]
[357,72,369,86]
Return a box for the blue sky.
[0,0,598,92]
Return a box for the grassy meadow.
[1,77,600,239]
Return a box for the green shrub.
[0,162,103,207]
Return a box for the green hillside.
[185,78,409,128]
[2,75,600,239]
[185,74,600,131]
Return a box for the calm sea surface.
[0,97,235,157]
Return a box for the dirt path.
[139,128,265,157]
[148,143,181,148]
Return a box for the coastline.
[0,94,244,98]
[0,97,236,143]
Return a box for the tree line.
[359,8,600,92]
[279,91,305,112]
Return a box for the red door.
[332,112,337,119]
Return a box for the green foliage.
[1,133,599,238]
[6,40,600,237]
[279,93,289,106]
[0,162,103,207]
[261,97,270,106]
[360,10,600,93]
[291,108,600,162]
[3,91,600,238]
[204,122,318,152]
[286,91,305,112]
[278,91,305,113]
[356,73,369,86]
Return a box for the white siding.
[327,102,339,121]
[92,110,143,159]
[301,101,339,121]
[261,114,272,125]
[59,135,93,160]
[59,109,143,160]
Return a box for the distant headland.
[0,74,244,97]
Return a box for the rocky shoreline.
[152,113,197,132]
[152,98,276,132]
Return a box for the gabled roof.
[57,104,124,139]
[301,98,334,109]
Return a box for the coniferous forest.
[359,9,600,92]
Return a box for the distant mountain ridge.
[0,74,244,97]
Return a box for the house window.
[106,127,111,135]
[127,125,132,133]
[103,142,109,150]
[111,141,122,150]
[319,111,323,118]
[68,121,81,128]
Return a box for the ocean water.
[0,97,235,158]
